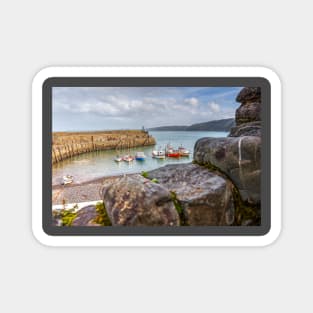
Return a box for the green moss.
[170,191,187,226]
[232,187,260,225]
[58,207,78,226]
[141,171,159,183]
[93,201,112,226]
[141,171,149,178]
[192,160,221,173]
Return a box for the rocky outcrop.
[194,136,261,204]
[102,175,180,226]
[147,164,235,226]
[236,87,261,103]
[229,87,261,137]
[235,102,261,125]
[229,121,261,137]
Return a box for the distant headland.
[148,118,235,132]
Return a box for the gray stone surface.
[148,163,235,226]
[236,87,261,103]
[102,174,180,226]
[194,136,261,204]
[71,205,102,226]
[229,121,261,137]
[235,102,261,125]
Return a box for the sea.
[52,131,228,185]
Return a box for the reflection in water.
[52,131,228,185]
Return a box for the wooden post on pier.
[52,147,58,163]
[57,147,63,161]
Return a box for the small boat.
[152,148,166,159]
[135,152,146,161]
[166,151,180,158]
[178,145,190,157]
[165,143,180,158]
[123,155,134,162]
[114,155,123,162]
[62,175,73,185]
[166,143,174,151]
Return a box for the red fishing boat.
[165,143,180,157]
[166,151,180,157]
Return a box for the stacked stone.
[229,87,261,137]
[194,86,262,208]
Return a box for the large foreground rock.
[102,175,180,226]
[194,136,261,204]
[147,163,235,226]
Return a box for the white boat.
[62,175,73,185]
[135,152,146,161]
[114,155,122,162]
[123,155,134,162]
[178,145,190,157]
[152,149,166,159]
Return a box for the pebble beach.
[52,174,137,205]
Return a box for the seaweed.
[93,201,112,226]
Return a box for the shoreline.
[52,173,134,189]
[52,173,139,205]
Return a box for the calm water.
[52,131,228,185]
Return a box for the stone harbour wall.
[52,130,156,163]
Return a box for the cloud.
[184,97,199,107]
[208,101,220,113]
[52,87,238,131]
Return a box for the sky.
[52,86,242,131]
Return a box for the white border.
[32,67,281,247]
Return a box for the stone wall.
[52,130,156,163]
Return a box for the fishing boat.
[178,145,190,157]
[135,152,146,161]
[62,175,73,185]
[166,151,180,158]
[114,155,122,162]
[152,150,166,159]
[165,143,180,158]
[123,155,134,162]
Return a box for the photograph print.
[51,86,262,228]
